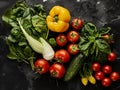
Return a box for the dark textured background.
[0,0,120,90]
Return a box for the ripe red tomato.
[92,62,101,72]
[34,59,50,74]
[107,52,117,62]
[102,77,111,87]
[67,44,79,55]
[102,65,112,74]
[67,30,80,43]
[94,71,104,80]
[54,49,70,63]
[49,63,65,78]
[71,18,83,30]
[110,72,120,81]
[56,34,67,46]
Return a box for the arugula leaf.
[99,27,111,35]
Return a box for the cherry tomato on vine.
[71,18,83,30]
[54,49,70,63]
[92,62,101,72]
[110,72,120,81]
[34,59,50,74]
[107,52,117,62]
[49,63,65,78]
[67,30,80,43]
[102,65,112,74]
[56,34,67,46]
[67,44,79,55]
[102,77,111,87]
[94,71,104,80]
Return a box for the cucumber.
[64,54,84,81]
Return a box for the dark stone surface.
[0,0,120,90]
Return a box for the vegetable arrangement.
[2,0,120,88]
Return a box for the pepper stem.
[54,15,59,22]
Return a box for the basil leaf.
[79,42,92,51]
[84,23,97,36]
[96,39,111,54]
[99,27,111,35]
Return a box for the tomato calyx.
[54,57,64,63]
[71,32,75,37]
[35,66,42,73]
[51,71,57,77]
[71,44,78,52]
[59,37,65,42]
[74,19,80,26]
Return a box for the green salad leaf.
[2,0,49,70]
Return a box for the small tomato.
[110,72,120,81]
[94,71,104,80]
[71,18,83,30]
[67,30,80,43]
[102,77,111,87]
[107,52,117,62]
[67,44,79,55]
[34,59,50,74]
[56,34,67,46]
[92,62,101,72]
[102,65,112,74]
[49,63,65,78]
[54,49,70,63]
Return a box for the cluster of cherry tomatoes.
[34,18,84,79]
[92,52,120,87]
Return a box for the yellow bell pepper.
[46,6,71,32]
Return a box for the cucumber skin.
[64,54,84,81]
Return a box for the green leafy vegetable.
[48,38,57,48]
[17,18,54,60]
[2,0,49,69]
[79,22,111,59]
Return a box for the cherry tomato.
[102,34,113,44]
[107,52,117,62]
[34,59,50,74]
[54,49,70,63]
[49,63,65,78]
[92,62,101,72]
[67,30,80,43]
[71,18,83,30]
[102,65,112,74]
[94,71,104,80]
[56,34,67,46]
[67,44,79,55]
[102,34,110,40]
[102,77,111,87]
[110,72,120,81]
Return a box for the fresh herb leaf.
[79,22,111,59]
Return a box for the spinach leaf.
[2,0,48,70]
